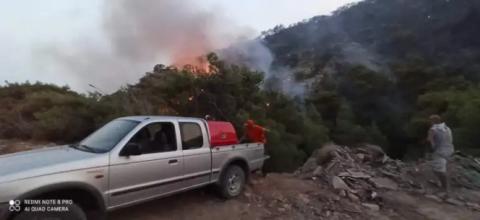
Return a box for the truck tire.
[218,165,246,199]
[13,202,87,220]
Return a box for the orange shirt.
[246,124,266,143]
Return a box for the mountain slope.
[264,0,480,79]
[261,0,480,158]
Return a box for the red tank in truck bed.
[206,121,239,147]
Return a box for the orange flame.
[173,55,214,75]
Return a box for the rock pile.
[295,143,480,211]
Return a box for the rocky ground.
[2,140,480,220]
[291,143,480,220]
[108,173,480,220]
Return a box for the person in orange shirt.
[243,119,268,144]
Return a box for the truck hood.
[0,145,108,183]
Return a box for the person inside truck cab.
[129,123,176,153]
[242,119,268,144]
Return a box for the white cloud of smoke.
[218,39,307,98]
[39,0,254,92]
[36,0,308,98]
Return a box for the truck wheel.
[13,202,87,220]
[219,165,246,198]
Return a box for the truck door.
[179,120,212,188]
[108,121,183,208]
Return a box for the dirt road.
[109,174,480,220]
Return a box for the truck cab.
[108,116,245,208]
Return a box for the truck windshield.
[76,119,140,153]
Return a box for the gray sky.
[0,0,360,93]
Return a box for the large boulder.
[315,143,342,165]
[356,144,387,163]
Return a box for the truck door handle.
[168,159,178,164]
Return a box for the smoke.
[338,42,386,73]
[37,0,309,98]
[218,40,273,75]
[102,0,245,66]
[218,39,307,98]
[39,0,253,92]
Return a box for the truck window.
[126,122,177,154]
[180,122,203,150]
[79,119,139,153]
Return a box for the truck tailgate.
[210,143,267,182]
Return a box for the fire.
[173,55,215,75]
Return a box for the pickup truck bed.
[211,143,266,181]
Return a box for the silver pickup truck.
[0,116,267,220]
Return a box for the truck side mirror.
[120,143,142,156]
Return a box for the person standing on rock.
[427,114,454,194]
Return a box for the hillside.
[261,0,480,159]
[264,0,480,75]
[1,0,480,169]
